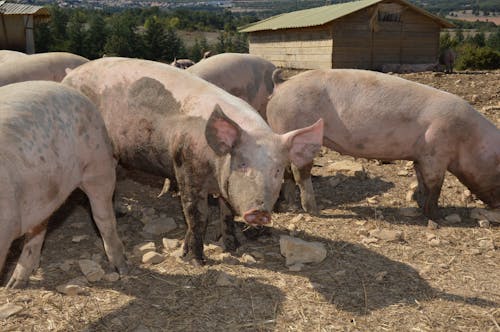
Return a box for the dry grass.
[1,70,499,332]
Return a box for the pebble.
[162,238,180,250]
[429,238,441,247]
[241,253,257,264]
[375,271,388,282]
[133,242,156,256]
[405,190,414,202]
[58,260,74,272]
[326,160,365,177]
[78,259,105,282]
[142,217,177,235]
[215,271,237,287]
[397,170,409,176]
[369,229,403,242]
[478,239,495,251]
[56,283,86,296]
[288,263,304,272]
[289,214,304,224]
[400,207,421,217]
[478,219,490,228]
[361,237,379,245]
[444,213,461,224]
[279,235,327,266]
[142,251,165,264]
[72,235,89,243]
[366,196,378,204]
[427,219,439,229]
[0,303,23,319]
[103,272,120,282]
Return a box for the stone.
[369,229,403,242]
[289,214,304,224]
[241,253,257,264]
[142,252,165,264]
[143,217,177,235]
[361,237,379,245]
[279,235,327,266]
[478,239,495,251]
[366,196,378,204]
[103,272,120,282]
[405,190,414,202]
[471,94,480,103]
[78,259,105,282]
[478,219,490,228]
[56,283,86,296]
[326,160,365,177]
[445,213,461,224]
[157,178,171,198]
[250,251,265,260]
[214,252,240,264]
[133,242,156,256]
[216,271,236,287]
[397,170,409,176]
[58,260,74,272]
[427,219,439,230]
[288,263,304,272]
[426,233,437,241]
[72,235,89,243]
[375,271,388,282]
[162,238,180,250]
[399,207,421,217]
[0,303,23,319]
[409,180,419,190]
[429,238,441,247]
[470,208,500,224]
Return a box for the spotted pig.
[0,81,127,287]
[62,57,323,264]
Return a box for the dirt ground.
[1,70,499,332]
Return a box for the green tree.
[104,14,141,57]
[143,16,167,60]
[85,14,108,59]
[67,11,87,56]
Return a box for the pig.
[171,58,195,69]
[438,48,457,74]
[0,52,88,87]
[0,50,27,64]
[0,81,127,288]
[62,57,323,264]
[267,69,500,220]
[187,53,276,120]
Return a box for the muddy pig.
[62,57,323,264]
[187,53,276,120]
[267,69,500,220]
[438,48,457,74]
[0,52,88,87]
[0,81,127,287]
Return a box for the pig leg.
[0,213,19,284]
[413,160,445,220]
[80,167,128,275]
[219,198,239,251]
[292,162,319,215]
[6,220,48,288]
[280,166,297,210]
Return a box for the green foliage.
[455,45,500,70]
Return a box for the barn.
[239,0,454,70]
[0,1,50,54]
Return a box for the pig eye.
[275,168,282,178]
[239,162,248,170]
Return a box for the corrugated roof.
[239,0,453,32]
[0,1,50,16]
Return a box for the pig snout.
[243,209,271,225]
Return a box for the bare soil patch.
[1,70,499,331]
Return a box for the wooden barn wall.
[248,27,333,69]
[400,10,440,64]
[0,15,26,51]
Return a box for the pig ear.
[282,119,324,168]
[205,104,242,156]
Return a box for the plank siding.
[247,1,444,70]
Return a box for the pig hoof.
[242,225,271,240]
[223,237,239,252]
[5,277,28,289]
[117,263,129,276]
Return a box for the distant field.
[447,10,500,25]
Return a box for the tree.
[104,14,141,58]
[67,11,87,56]
[142,16,166,60]
[85,14,108,59]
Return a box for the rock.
[241,253,257,264]
[405,161,414,169]
[142,251,165,264]
[429,238,441,247]
[143,217,177,235]
[133,242,156,256]
[375,271,388,282]
[366,196,378,204]
[72,235,89,243]
[470,208,500,224]
[250,251,265,260]
[326,160,365,177]
[58,260,74,272]
[0,303,23,319]
[462,190,473,204]
[214,252,240,264]
[361,237,379,245]
[157,178,171,198]
[455,79,462,85]
[289,214,304,224]
[427,219,439,229]
[399,207,421,217]
[170,248,184,258]
[162,238,180,250]
[471,94,480,103]
[279,235,327,266]
[288,263,304,272]
[397,170,409,176]
[426,233,437,241]
[478,219,490,228]
[409,180,419,190]
[56,283,86,296]
[405,190,414,202]
[478,239,495,251]
[78,259,105,282]
[369,229,403,242]
[328,176,343,187]
[216,271,237,287]
[445,213,461,224]
[103,272,120,282]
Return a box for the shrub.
[456,44,500,70]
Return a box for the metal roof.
[239,0,453,32]
[0,1,50,16]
